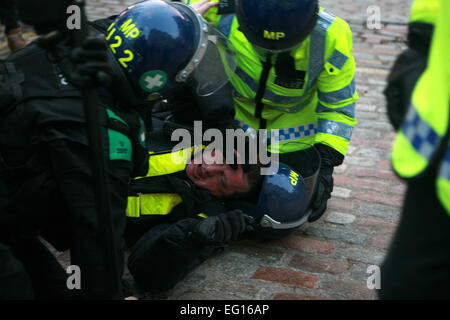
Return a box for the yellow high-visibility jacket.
[410,0,440,25]
[392,0,450,214]
[186,0,358,156]
[126,146,207,218]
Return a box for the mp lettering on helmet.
[263,30,286,40]
[118,19,140,39]
[289,170,299,186]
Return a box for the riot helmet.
[227,144,320,239]
[235,0,319,53]
[106,0,237,106]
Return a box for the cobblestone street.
[0,0,414,300]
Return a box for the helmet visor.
[189,25,238,96]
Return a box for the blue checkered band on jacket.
[239,121,258,138]
[438,146,450,180]
[238,119,352,144]
[402,105,441,161]
[278,123,318,142]
[328,49,348,70]
[238,121,318,145]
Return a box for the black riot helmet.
[106,0,237,107]
[235,0,319,52]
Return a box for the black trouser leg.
[0,243,34,300]
[10,236,73,300]
[379,173,450,299]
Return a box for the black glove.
[189,210,254,246]
[384,47,428,130]
[70,36,112,88]
[383,22,432,131]
[309,165,334,222]
[308,144,344,223]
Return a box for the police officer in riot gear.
[0,11,148,301]
[187,0,358,224]
[0,0,236,300]
[98,0,239,142]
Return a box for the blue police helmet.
[227,164,319,240]
[235,0,319,52]
[258,163,311,226]
[106,0,237,102]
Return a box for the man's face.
[185,149,250,198]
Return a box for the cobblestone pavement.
[0,0,414,300]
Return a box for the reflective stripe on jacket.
[126,146,203,218]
